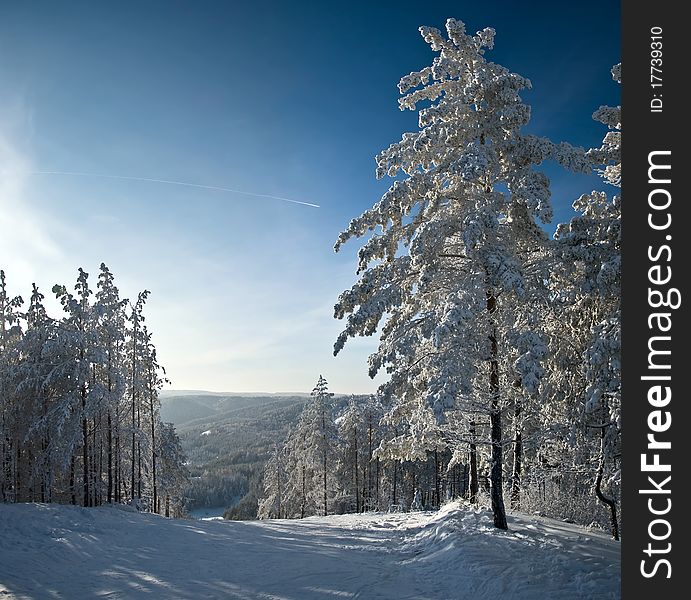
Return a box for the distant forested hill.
[159,392,329,519]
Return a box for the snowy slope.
[0,502,620,599]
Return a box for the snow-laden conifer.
[280,375,339,517]
[552,64,621,539]
[334,18,587,529]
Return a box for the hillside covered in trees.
[159,392,309,518]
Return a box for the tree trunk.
[468,421,478,504]
[375,457,380,511]
[107,359,113,503]
[367,418,373,511]
[149,384,157,514]
[137,401,142,502]
[131,320,137,503]
[81,384,89,507]
[353,428,359,513]
[434,449,440,508]
[115,404,121,503]
[510,400,523,509]
[276,455,282,519]
[595,418,620,540]
[392,460,397,506]
[300,463,306,519]
[70,455,76,505]
[323,450,327,517]
[322,407,327,517]
[487,289,508,530]
[107,411,113,503]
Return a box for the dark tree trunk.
[81,384,89,508]
[149,385,157,514]
[353,428,359,513]
[434,449,440,508]
[115,404,121,503]
[367,417,373,510]
[375,458,380,510]
[107,361,113,503]
[468,421,479,504]
[323,451,328,516]
[70,455,76,505]
[321,407,328,517]
[487,290,508,530]
[392,461,397,506]
[300,463,306,519]
[107,411,113,503]
[595,411,620,541]
[131,320,137,503]
[594,455,619,541]
[510,400,523,509]
[137,402,142,501]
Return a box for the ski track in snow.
[0,502,620,599]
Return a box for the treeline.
[261,367,617,534]
[0,264,188,516]
[259,377,467,519]
[262,20,621,538]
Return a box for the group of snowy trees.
[259,376,462,519]
[329,20,621,535]
[0,264,188,516]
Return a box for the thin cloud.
[27,171,321,208]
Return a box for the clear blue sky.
[0,0,620,393]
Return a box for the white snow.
[200,429,212,436]
[0,501,620,599]
[188,506,227,520]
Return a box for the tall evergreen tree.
[257,443,287,519]
[95,263,127,504]
[334,19,586,529]
[281,375,338,518]
[552,64,621,539]
[0,271,23,502]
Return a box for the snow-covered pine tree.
[156,421,189,518]
[257,443,287,519]
[552,64,621,539]
[126,290,150,505]
[281,375,339,517]
[310,375,338,516]
[94,263,128,504]
[335,396,362,513]
[16,283,56,502]
[336,394,387,512]
[0,270,23,502]
[334,18,587,529]
[50,269,105,506]
[140,326,167,513]
[280,420,313,519]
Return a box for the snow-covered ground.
[0,501,620,599]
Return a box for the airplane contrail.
[27,170,321,208]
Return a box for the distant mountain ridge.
[159,389,312,399]
[159,392,311,430]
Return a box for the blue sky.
[0,0,620,393]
